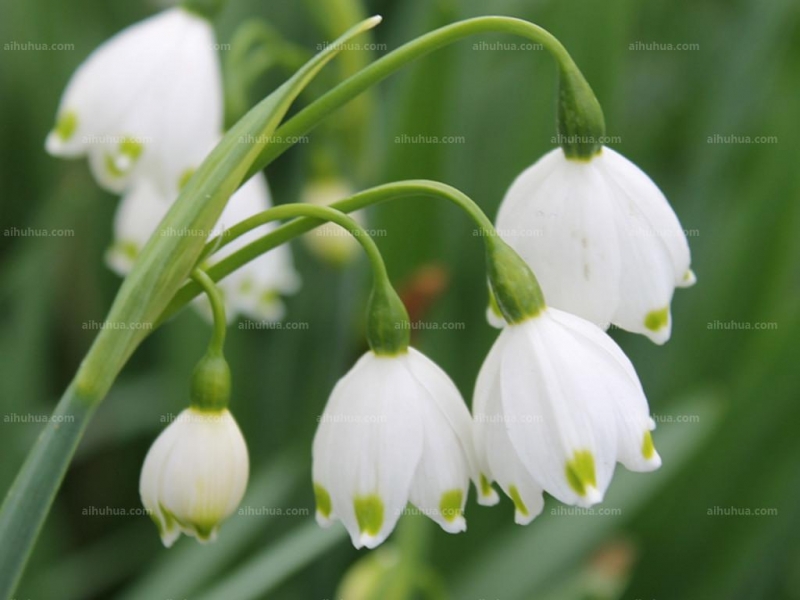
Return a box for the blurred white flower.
[140,408,249,547]
[313,348,478,549]
[495,147,695,343]
[45,7,222,196]
[105,173,301,323]
[202,172,301,322]
[300,178,364,266]
[474,307,660,519]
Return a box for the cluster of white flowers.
[312,148,693,547]
[47,8,695,550]
[46,7,300,323]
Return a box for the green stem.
[0,384,96,599]
[162,180,494,323]
[245,16,603,180]
[0,18,381,596]
[206,203,409,354]
[191,268,227,356]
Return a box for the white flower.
[105,178,171,275]
[495,146,695,343]
[474,308,660,518]
[105,173,301,322]
[45,7,222,196]
[312,348,479,549]
[140,408,249,547]
[202,173,301,322]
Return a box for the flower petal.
[312,352,423,549]
[499,316,619,507]
[496,148,622,330]
[46,8,223,194]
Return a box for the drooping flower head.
[474,306,660,520]
[313,348,479,549]
[45,7,223,195]
[495,146,695,343]
[140,407,249,547]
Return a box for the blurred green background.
[2,0,799,598]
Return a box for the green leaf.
[0,17,382,600]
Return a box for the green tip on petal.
[565,450,597,497]
[314,483,332,519]
[642,431,656,460]
[508,485,529,517]
[354,494,384,537]
[259,289,279,306]
[113,240,139,262]
[54,110,78,141]
[480,473,494,497]
[105,136,144,178]
[439,489,464,522]
[644,306,670,332]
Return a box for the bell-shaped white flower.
[105,173,300,322]
[140,407,249,547]
[495,146,695,344]
[45,7,223,195]
[312,348,479,549]
[474,307,660,517]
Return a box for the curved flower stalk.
[313,348,478,549]
[45,7,223,195]
[475,307,660,517]
[1,16,382,597]
[200,174,301,322]
[106,173,300,322]
[140,407,249,547]
[139,267,248,547]
[301,178,365,266]
[495,146,695,344]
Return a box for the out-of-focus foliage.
[1,0,798,598]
